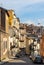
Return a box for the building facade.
[40,34,44,57]
[19,23,26,48]
[0,7,9,61]
[8,10,20,57]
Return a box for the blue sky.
[0,0,44,26]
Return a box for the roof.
[0,7,9,17]
[19,23,26,29]
[27,34,38,38]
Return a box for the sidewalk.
[0,56,18,65]
[0,61,6,65]
[0,58,12,65]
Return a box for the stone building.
[0,7,9,61]
[19,23,26,49]
[8,10,20,57]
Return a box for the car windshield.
[36,56,41,59]
[36,57,41,60]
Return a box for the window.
[1,9,5,31]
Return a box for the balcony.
[19,27,24,29]
[19,39,24,42]
[10,31,16,37]
[15,34,19,39]
[19,37,24,42]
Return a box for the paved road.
[3,56,43,65]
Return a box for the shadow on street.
[3,56,44,65]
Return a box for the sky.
[0,0,44,26]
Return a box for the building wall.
[8,10,20,57]
[0,32,8,60]
[0,32,1,61]
[26,38,33,55]
[1,9,5,31]
[0,9,1,27]
[40,35,44,57]
[5,13,9,33]
[19,24,26,48]
[0,9,1,61]
[8,10,16,26]
[0,8,9,61]
[26,38,30,55]
[20,29,26,35]
[0,8,5,31]
[12,18,20,29]
[26,38,29,54]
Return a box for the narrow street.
[0,0,44,65]
[3,56,43,65]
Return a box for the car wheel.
[41,60,43,64]
[33,61,36,64]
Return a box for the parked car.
[15,53,20,58]
[15,48,26,58]
[32,55,43,63]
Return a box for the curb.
[0,61,8,65]
[0,58,11,65]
